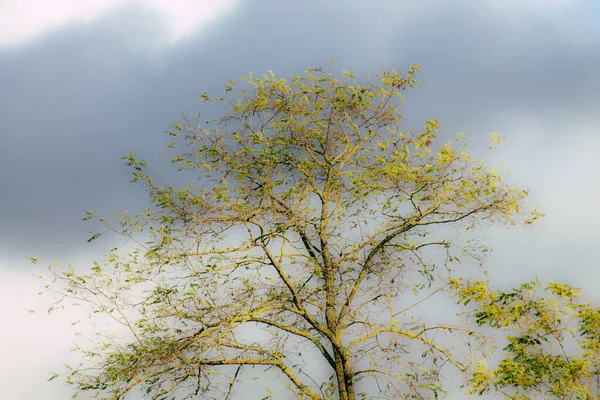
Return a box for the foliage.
[39,63,540,399]
[452,279,600,399]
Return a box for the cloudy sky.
[1,0,599,398]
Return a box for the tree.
[40,63,542,399]
[452,278,600,399]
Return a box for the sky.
[1,0,599,398]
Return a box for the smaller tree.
[453,278,600,399]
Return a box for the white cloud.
[0,268,78,398]
[0,0,237,46]
[479,120,600,298]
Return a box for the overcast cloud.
[1,0,599,398]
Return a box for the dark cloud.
[2,0,598,264]
[0,0,597,260]
[390,1,600,134]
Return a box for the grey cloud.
[388,0,600,136]
[2,0,596,262]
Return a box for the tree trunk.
[333,346,356,400]
[334,352,349,400]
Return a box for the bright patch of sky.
[0,0,237,46]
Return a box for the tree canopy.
[38,62,590,400]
